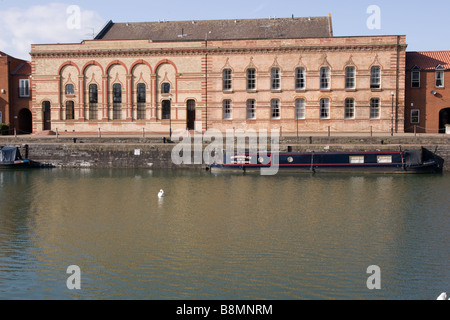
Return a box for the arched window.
[223,69,232,91]
[370,66,381,89]
[161,82,171,94]
[320,67,330,90]
[65,84,75,95]
[370,98,380,119]
[271,68,281,90]
[345,98,355,119]
[295,68,305,90]
[295,99,305,120]
[345,66,356,89]
[271,99,280,119]
[320,98,330,119]
[247,68,256,91]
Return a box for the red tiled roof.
[406,51,450,70]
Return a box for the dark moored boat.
[0,146,32,168]
[209,148,442,174]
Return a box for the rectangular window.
[370,66,381,89]
[377,155,393,164]
[246,99,256,120]
[113,83,122,120]
[411,71,420,88]
[350,156,365,164]
[320,98,330,119]
[295,68,305,90]
[162,100,171,120]
[436,71,444,88]
[370,98,380,119]
[137,83,146,120]
[345,98,355,119]
[0,111,3,123]
[271,68,281,90]
[247,68,256,91]
[223,100,232,120]
[320,67,330,90]
[295,99,305,120]
[411,109,420,124]
[19,79,30,97]
[66,101,74,120]
[345,66,356,89]
[89,84,98,120]
[271,99,280,119]
[223,69,232,91]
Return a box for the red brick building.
[30,16,406,135]
[0,51,33,134]
[405,51,450,133]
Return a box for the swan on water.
[158,189,165,198]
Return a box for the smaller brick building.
[405,51,450,133]
[0,51,33,135]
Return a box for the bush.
[0,123,10,135]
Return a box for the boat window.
[350,156,364,164]
[377,155,392,164]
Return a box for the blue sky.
[1,0,449,60]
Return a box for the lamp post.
[391,92,394,136]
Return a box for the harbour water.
[0,168,449,300]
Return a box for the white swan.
[437,292,447,300]
[158,189,165,198]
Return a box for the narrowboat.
[0,146,32,168]
[209,148,442,174]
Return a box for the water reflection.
[0,169,449,300]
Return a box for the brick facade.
[0,51,33,134]
[30,18,406,135]
[405,51,450,134]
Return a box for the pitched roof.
[95,16,333,41]
[406,51,450,70]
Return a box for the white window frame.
[295,67,306,90]
[270,99,280,119]
[246,99,256,120]
[271,68,281,90]
[350,156,365,164]
[410,109,420,124]
[370,98,380,119]
[345,98,355,119]
[295,99,305,120]
[370,66,381,89]
[19,79,30,98]
[377,155,393,164]
[320,98,330,119]
[223,69,232,91]
[411,71,421,88]
[320,67,330,90]
[345,66,356,89]
[223,99,232,120]
[435,70,445,88]
[247,68,256,91]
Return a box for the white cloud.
[0,3,105,60]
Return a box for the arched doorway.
[439,108,450,133]
[18,108,32,135]
[187,100,196,131]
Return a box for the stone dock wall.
[1,135,449,171]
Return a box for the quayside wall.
[1,135,449,171]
